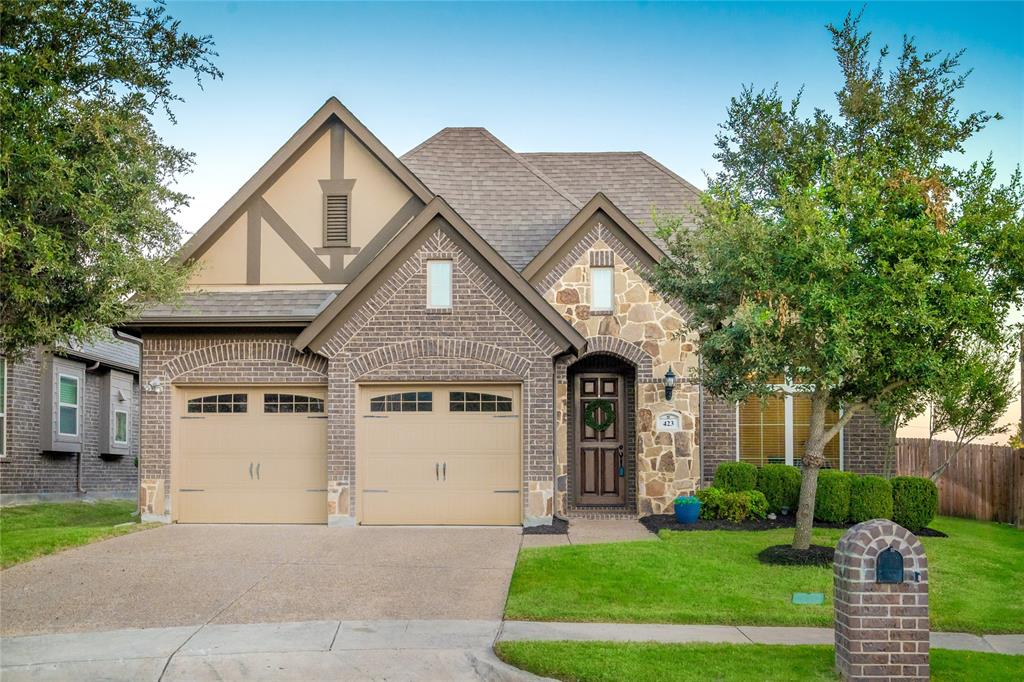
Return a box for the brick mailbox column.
[834,519,929,681]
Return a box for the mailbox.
[876,546,904,584]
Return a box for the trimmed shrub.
[719,490,769,523]
[714,461,758,492]
[849,475,894,523]
[891,476,939,531]
[814,469,852,523]
[695,487,725,520]
[756,464,802,514]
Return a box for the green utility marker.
[792,592,825,605]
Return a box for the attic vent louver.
[324,194,350,246]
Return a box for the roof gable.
[294,197,586,354]
[178,98,433,284]
[522,192,664,283]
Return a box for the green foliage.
[849,475,894,523]
[891,476,939,531]
[756,464,802,513]
[713,462,758,492]
[0,0,222,359]
[814,470,852,524]
[674,495,701,506]
[695,487,725,520]
[651,11,1024,548]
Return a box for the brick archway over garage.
[347,338,531,379]
[164,341,328,381]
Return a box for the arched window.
[186,393,247,414]
[369,391,432,412]
[449,391,512,412]
[264,393,324,413]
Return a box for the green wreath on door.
[584,399,616,432]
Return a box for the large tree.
[654,13,1024,549]
[0,0,220,360]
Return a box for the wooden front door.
[575,373,626,505]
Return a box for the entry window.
[58,374,80,436]
[737,390,841,469]
[427,260,452,309]
[264,393,325,414]
[591,267,613,312]
[187,393,248,414]
[369,391,433,412]
[450,391,512,413]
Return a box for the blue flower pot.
[673,498,701,524]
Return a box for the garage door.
[358,384,521,525]
[175,386,327,524]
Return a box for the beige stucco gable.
[181,98,430,289]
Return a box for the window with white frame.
[113,408,129,445]
[0,357,6,456]
[427,260,452,309]
[57,373,80,437]
[736,380,842,469]
[591,267,614,311]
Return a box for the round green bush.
[714,461,758,492]
[814,469,852,523]
[719,489,769,522]
[891,476,939,531]
[695,487,724,520]
[849,475,894,523]
[756,464,802,514]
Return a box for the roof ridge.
[635,152,704,198]
[472,129,583,209]
[521,151,646,156]
[401,127,456,160]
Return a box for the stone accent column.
[834,519,929,681]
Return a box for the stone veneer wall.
[317,223,565,526]
[539,219,700,515]
[138,332,328,518]
[1,349,139,498]
[701,391,889,481]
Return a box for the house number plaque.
[656,412,682,433]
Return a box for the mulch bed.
[640,514,947,537]
[522,517,569,535]
[758,544,835,566]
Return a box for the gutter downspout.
[77,360,101,494]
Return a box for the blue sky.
[158,1,1024,235]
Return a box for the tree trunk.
[792,392,829,550]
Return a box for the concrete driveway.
[0,524,522,636]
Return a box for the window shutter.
[324,194,349,246]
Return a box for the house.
[122,98,887,526]
[0,334,141,504]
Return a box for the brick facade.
[538,218,701,515]
[1,349,139,499]
[138,333,328,517]
[318,223,564,525]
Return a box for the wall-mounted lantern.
[664,367,676,401]
[876,546,905,584]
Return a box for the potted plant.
[673,495,702,524]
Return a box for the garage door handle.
[443,462,446,481]
[256,462,261,480]
[306,488,328,493]
[435,462,439,481]
[179,488,205,492]
[249,462,253,479]
[493,490,520,494]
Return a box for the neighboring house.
[121,98,887,526]
[0,334,141,504]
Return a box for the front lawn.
[0,500,154,568]
[494,641,1024,682]
[505,516,1024,634]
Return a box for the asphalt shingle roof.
[63,331,140,371]
[139,290,338,321]
[402,130,701,269]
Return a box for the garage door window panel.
[369,391,432,412]
[264,393,325,414]
[187,393,247,414]
[450,391,513,413]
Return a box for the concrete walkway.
[0,620,541,681]
[498,621,1024,655]
[521,518,655,547]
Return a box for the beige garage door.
[175,386,327,524]
[358,384,521,525]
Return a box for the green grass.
[505,516,1024,634]
[494,641,1024,682]
[0,500,155,568]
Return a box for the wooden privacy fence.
[895,438,1024,526]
